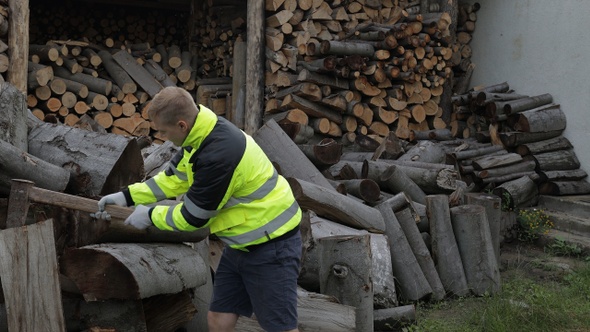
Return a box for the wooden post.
[230,40,247,129]
[7,0,29,93]
[319,234,373,332]
[245,0,265,134]
[0,179,66,331]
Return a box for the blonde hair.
[148,87,199,126]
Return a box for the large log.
[502,93,553,115]
[287,177,386,233]
[253,119,335,191]
[337,179,381,204]
[27,121,144,196]
[499,130,563,147]
[319,234,373,332]
[373,305,416,332]
[60,243,207,301]
[472,153,523,170]
[112,50,163,98]
[531,150,580,171]
[299,213,397,308]
[426,195,469,297]
[492,175,539,209]
[450,205,501,296]
[244,0,265,134]
[0,219,66,331]
[0,82,28,151]
[513,104,566,133]
[297,138,342,170]
[515,136,572,156]
[395,207,446,300]
[464,192,502,266]
[0,139,70,195]
[538,169,588,182]
[397,140,447,164]
[375,197,432,301]
[7,0,29,93]
[98,50,137,94]
[474,159,536,179]
[538,180,590,196]
[378,165,427,204]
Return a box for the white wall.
[465,0,590,173]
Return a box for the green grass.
[402,261,590,332]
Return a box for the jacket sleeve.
[127,149,191,205]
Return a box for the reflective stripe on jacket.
[127,105,301,249]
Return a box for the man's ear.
[178,120,189,131]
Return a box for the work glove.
[93,192,127,220]
[124,205,153,230]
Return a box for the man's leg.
[207,311,239,332]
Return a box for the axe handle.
[28,186,134,221]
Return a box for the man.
[95,86,302,332]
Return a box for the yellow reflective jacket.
[125,105,301,249]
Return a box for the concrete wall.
[465,0,590,173]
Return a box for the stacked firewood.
[450,82,590,208]
[26,3,196,143]
[262,0,469,145]
[451,2,479,95]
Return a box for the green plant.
[501,191,512,212]
[545,238,583,257]
[515,208,554,243]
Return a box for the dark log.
[492,175,539,209]
[143,140,180,179]
[475,159,536,179]
[287,177,386,233]
[60,243,207,301]
[499,130,563,147]
[320,40,375,57]
[409,128,454,142]
[532,150,580,171]
[28,121,144,196]
[373,305,416,331]
[297,138,342,170]
[0,139,70,195]
[515,136,572,156]
[373,164,427,204]
[7,0,29,93]
[0,82,27,151]
[464,192,502,266]
[481,171,539,185]
[397,140,447,164]
[326,161,361,180]
[0,219,66,331]
[98,50,137,94]
[450,205,501,295]
[144,59,176,87]
[472,153,523,170]
[426,195,469,297]
[62,297,146,331]
[112,50,163,98]
[143,291,198,331]
[538,180,590,196]
[337,179,381,204]
[375,198,432,301]
[53,66,113,96]
[503,93,553,115]
[253,119,335,191]
[451,145,504,161]
[298,68,350,90]
[319,235,373,332]
[538,169,588,182]
[396,207,446,300]
[229,40,246,128]
[281,93,343,124]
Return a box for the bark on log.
[396,207,446,300]
[244,0,265,134]
[538,180,590,196]
[143,291,198,331]
[492,175,539,209]
[297,138,342,170]
[0,139,70,195]
[538,169,588,182]
[514,104,566,133]
[450,205,501,296]
[7,0,29,93]
[397,139,446,164]
[53,66,113,96]
[515,136,572,156]
[253,119,335,191]
[502,93,553,115]
[281,93,343,124]
[472,153,523,170]
[531,150,580,171]
[378,165,427,204]
[337,179,381,204]
[229,40,246,128]
[27,121,144,196]
[319,234,373,332]
[499,130,564,148]
[463,192,502,266]
[61,243,207,301]
[143,140,180,179]
[0,219,66,332]
[287,177,386,233]
[426,195,469,297]
[0,82,28,151]
[98,50,137,94]
[112,50,163,98]
[376,197,432,301]
[475,159,536,179]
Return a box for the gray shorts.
[210,229,302,331]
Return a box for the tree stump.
[450,205,501,296]
[464,192,502,265]
[426,195,469,297]
[319,234,373,332]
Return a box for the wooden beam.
[245,0,265,134]
[7,0,29,93]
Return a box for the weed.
[545,238,583,257]
[515,208,553,243]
